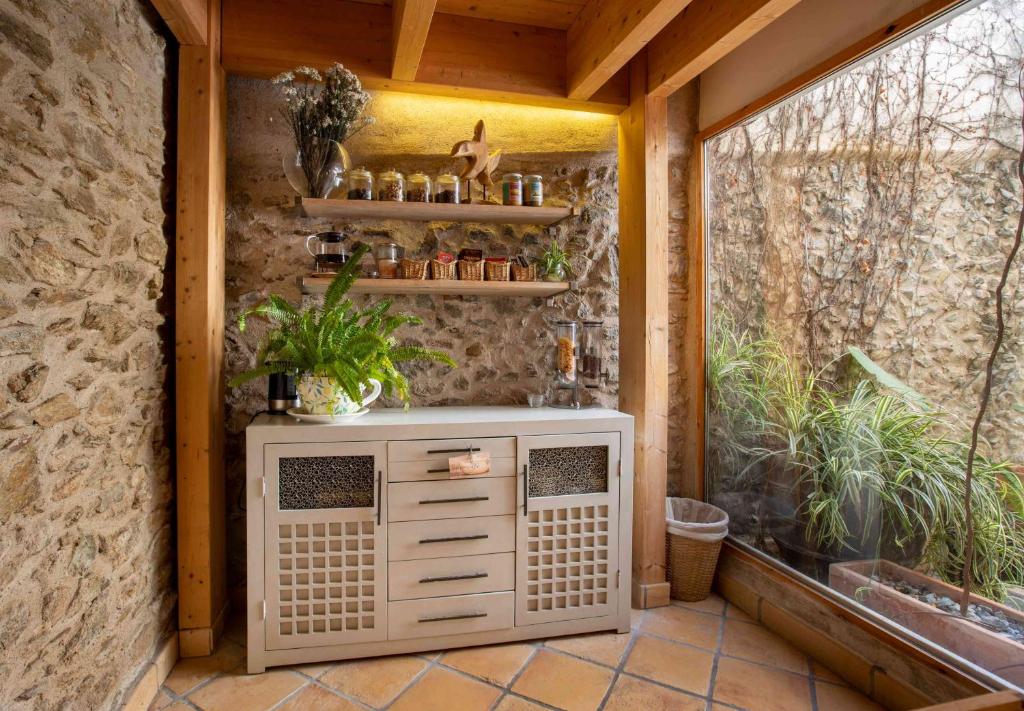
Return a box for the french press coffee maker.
[306,231,349,274]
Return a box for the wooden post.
[618,51,671,609]
[175,0,228,657]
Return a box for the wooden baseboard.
[121,632,179,711]
[631,579,671,609]
[179,601,229,658]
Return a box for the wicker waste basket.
[665,498,729,602]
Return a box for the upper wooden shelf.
[302,277,571,298]
[300,198,577,226]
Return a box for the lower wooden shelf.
[301,276,571,297]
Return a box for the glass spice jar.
[346,167,373,200]
[555,321,577,388]
[406,172,432,202]
[502,173,523,206]
[374,242,400,279]
[377,169,405,202]
[524,174,543,207]
[435,173,460,204]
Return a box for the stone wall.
[224,78,630,586]
[0,1,175,709]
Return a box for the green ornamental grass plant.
[228,244,455,407]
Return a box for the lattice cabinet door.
[515,433,620,626]
[264,441,387,650]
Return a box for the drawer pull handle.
[419,496,489,505]
[419,572,488,584]
[417,612,487,623]
[426,467,450,474]
[418,534,489,544]
[426,446,477,455]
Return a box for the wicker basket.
[399,258,428,280]
[484,261,511,281]
[430,259,457,280]
[511,263,538,282]
[665,498,728,602]
[457,260,483,281]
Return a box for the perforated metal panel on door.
[264,442,387,650]
[515,433,620,626]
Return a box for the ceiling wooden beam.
[567,0,692,101]
[391,0,438,81]
[222,0,629,114]
[150,0,208,45]
[646,0,800,98]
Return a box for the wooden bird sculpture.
[450,120,502,201]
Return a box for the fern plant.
[228,243,455,406]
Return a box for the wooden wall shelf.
[302,277,571,298]
[300,198,576,226]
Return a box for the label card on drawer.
[449,451,490,478]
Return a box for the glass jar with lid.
[554,321,577,388]
[406,172,432,202]
[346,167,373,200]
[435,173,460,204]
[579,320,604,388]
[377,169,404,202]
[502,173,523,206]
[374,242,400,279]
[524,174,544,207]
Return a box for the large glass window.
[705,0,1023,687]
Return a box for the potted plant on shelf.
[228,244,455,416]
[540,241,573,282]
[274,63,374,199]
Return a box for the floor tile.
[163,640,246,695]
[720,618,809,674]
[494,695,548,711]
[713,657,812,711]
[812,660,847,685]
[277,684,363,711]
[148,688,175,710]
[630,608,645,629]
[623,634,714,695]
[390,667,500,711]
[673,593,727,616]
[815,681,886,711]
[319,655,427,707]
[640,605,721,650]
[291,662,336,679]
[725,603,758,623]
[187,670,306,711]
[442,643,534,686]
[511,649,614,711]
[544,631,631,667]
[603,674,706,711]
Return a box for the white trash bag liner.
[665,498,729,543]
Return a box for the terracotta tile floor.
[153,594,887,711]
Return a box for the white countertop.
[250,406,631,431]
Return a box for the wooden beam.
[647,0,800,98]
[176,0,227,657]
[683,132,706,501]
[618,52,670,609]
[391,0,437,81]
[567,0,692,101]
[914,693,1023,711]
[150,0,208,45]
[222,0,629,114]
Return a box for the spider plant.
[228,243,455,406]
[539,241,573,282]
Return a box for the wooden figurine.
[450,120,502,202]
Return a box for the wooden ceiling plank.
[392,0,438,81]
[646,0,800,98]
[436,0,587,30]
[567,0,692,101]
[150,0,208,45]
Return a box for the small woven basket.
[399,258,428,280]
[457,260,483,281]
[484,261,511,281]
[511,263,538,282]
[665,532,723,602]
[430,259,457,280]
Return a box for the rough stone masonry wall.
[224,78,628,587]
[0,1,175,709]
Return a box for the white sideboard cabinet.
[245,406,634,673]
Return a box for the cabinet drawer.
[389,515,516,561]
[388,457,516,483]
[388,478,516,522]
[388,437,516,463]
[388,591,514,640]
[389,552,514,601]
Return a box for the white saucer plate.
[286,407,370,423]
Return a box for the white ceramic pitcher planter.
[297,375,382,416]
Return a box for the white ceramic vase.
[296,375,382,416]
